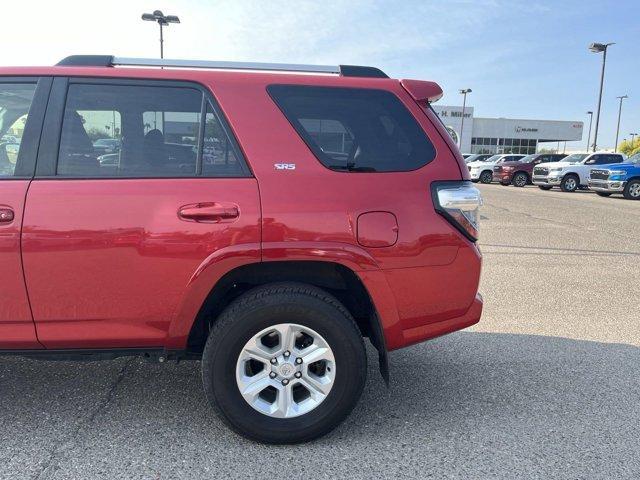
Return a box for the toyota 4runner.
[0,55,483,443]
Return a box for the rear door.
[0,77,49,349]
[22,77,260,349]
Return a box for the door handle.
[178,203,239,223]
[0,208,14,223]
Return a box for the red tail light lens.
[431,181,483,241]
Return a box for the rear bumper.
[366,243,483,351]
[399,293,483,348]
[588,179,625,192]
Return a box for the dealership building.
[432,105,584,155]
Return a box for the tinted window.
[268,85,435,172]
[57,83,247,178]
[0,83,36,177]
[202,103,246,177]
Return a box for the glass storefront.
[471,137,537,154]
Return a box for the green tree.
[85,127,111,142]
[619,138,640,156]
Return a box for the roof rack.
[56,55,389,78]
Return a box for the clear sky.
[4,0,638,149]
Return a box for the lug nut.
[295,357,303,365]
[294,372,302,378]
[269,372,277,379]
[270,358,277,365]
[283,350,291,358]
[282,379,289,386]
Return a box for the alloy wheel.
[235,323,336,418]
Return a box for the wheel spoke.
[237,371,271,399]
[299,344,333,364]
[299,374,333,397]
[274,383,294,417]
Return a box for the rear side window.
[0,83,36,177]
[57,83,248,178]
[268,85,435,172]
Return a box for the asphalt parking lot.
[1,184,639,480]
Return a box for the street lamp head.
[165,15,180,23]
[142,13,156,21]
[616,95,628,100]
[459,88,472,94]
[589,42,615,53]
[152,10,164,17]
[587,111,593,115]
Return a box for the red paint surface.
[1,65,482,352]
[0,181,41,348]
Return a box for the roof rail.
[55,55,388,78]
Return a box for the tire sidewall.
[480,170,493,184]
[513,172,528,187]
[202,288,366,443]
[561,174,578,192]
[624,180,640,200]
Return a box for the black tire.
[560,174,579,192]
[596,192,612,197]
[512,172,529,187]
[538,185,553,191]
[201,282,367,444]
[479,170,493,184]
[623,179,640,200]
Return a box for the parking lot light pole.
[585,111,593,151]
[589,42,615,152]
[631,133,638,150]
[458,88,472,151]
[614,95,628,152]
[142,10,180,58]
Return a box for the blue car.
[588,152,640,200]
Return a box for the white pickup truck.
[532,152,626,192]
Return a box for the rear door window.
[0,83,37,177]
[268,85,435,172]
[56,83,249,178]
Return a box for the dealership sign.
[515,126,539,133]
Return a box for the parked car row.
[465,149,640,200]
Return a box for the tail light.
[431,181,482,241]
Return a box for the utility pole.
[458,88,472,151]
[614,95,628,152]
[585,111,593,151]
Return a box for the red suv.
[493,153,567,187]
[0,56,483,443]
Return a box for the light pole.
[458,88,472,151]
[631,132,638,150]
[589,42,615,152]
[585,111,593,151]
[142,10,180,58]
[614,95,628,152]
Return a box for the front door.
[21,78,260,349]
[0,77,49,349]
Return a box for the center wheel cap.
[278,363,295,378]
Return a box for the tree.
[85,127,111,142]
[619,138,640,156]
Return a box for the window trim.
[267,84,436,174]
[0,76,51,180]
[34,76,251,180]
